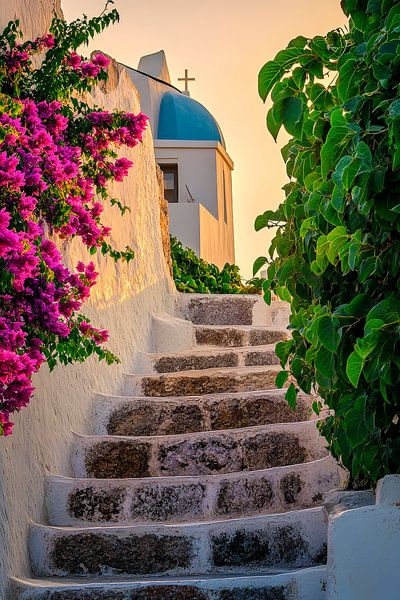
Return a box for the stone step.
[94,389,317,436]
[29,507,328,578]
[12,566,327,599]
[123,365,284,397]
[72,420,327,479]
[177,293,290,327]
[47,456,346,526]
[136,344,280,374]
[195,325,290,348]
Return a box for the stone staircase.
[12,294,346,599]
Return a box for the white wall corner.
[376,474,400,505]
[151,313,195,353]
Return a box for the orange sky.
[62,0,346,277]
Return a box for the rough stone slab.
[177,293,263,326]
[94,389,316,437]
[123,365,283,397]
[323,489,374,517]
[195,325,290,348]
[72,420,328,479]
[29,508,328,578]
[11,566,327,600]
[136,344,279,374]
[47,456,347,526]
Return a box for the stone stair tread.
[196,324,288,332]
[78,416,322,440]
[123,365,284,397]
[11,566,327,599]
[136,345,280,374]
[177,292,273,326]
[72,419,328,478]
[147,343,278,358]
[47,456,346,526]
[194,324,290,348]
[12,567,327,584]
[33,505,326,529]
[94,388,319,436]
[126,364,283,379]
[96,387,302,403]
[29,508,328,578]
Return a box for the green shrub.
[256,0,400,483]
[171,236,261,294]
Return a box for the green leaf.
[288,35,308,49]
[259,61,283,101]
[387,5,400,31]
[254,210,279,231]
[275,340,292,366]
[292,67,307,89]
[321,126,355,179]
[364,318,384,336]
[367,299,400,324]
[285,383,298,409]
[345,395,374,448]
[300,217,314,237]
[355,334,378,360]
[317,315,341,352]
[277,96,305,137]
[267,107,282,141]
[276,370,289,388]
[343,294,371,317]
[253,256,268,276]
[337,58,360,102]
[274,47,306,68]
[315,348,335,379]
[346,351,365,387]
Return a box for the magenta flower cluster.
[0,28,148,436]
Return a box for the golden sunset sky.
[63,0,346,277]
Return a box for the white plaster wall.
[156,142,219,214]
[156,141,235,267]
[0,0,62,40]
[327,475,400,600]
[0,3,175,597]
[168,202,201,255]
[126,66,180,138]
[199,203,235,267]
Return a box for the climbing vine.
[0,4,148,435]
[256,0,400,483]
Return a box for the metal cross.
[178,69,195,94]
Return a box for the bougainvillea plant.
[256,0,400,484]
[0,3,148,436]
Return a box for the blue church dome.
[157,92,225,147]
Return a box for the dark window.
[159,164,178,203]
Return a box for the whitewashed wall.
[0,2,175,597]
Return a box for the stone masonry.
[12,294,346,599]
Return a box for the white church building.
[125,51,235,268]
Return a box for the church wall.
[0,3,175,597]
[155,143,219,216]
[199,203,235,268]
[156,141,235,268]
[169,202,201,255]
[214,151,236,264]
